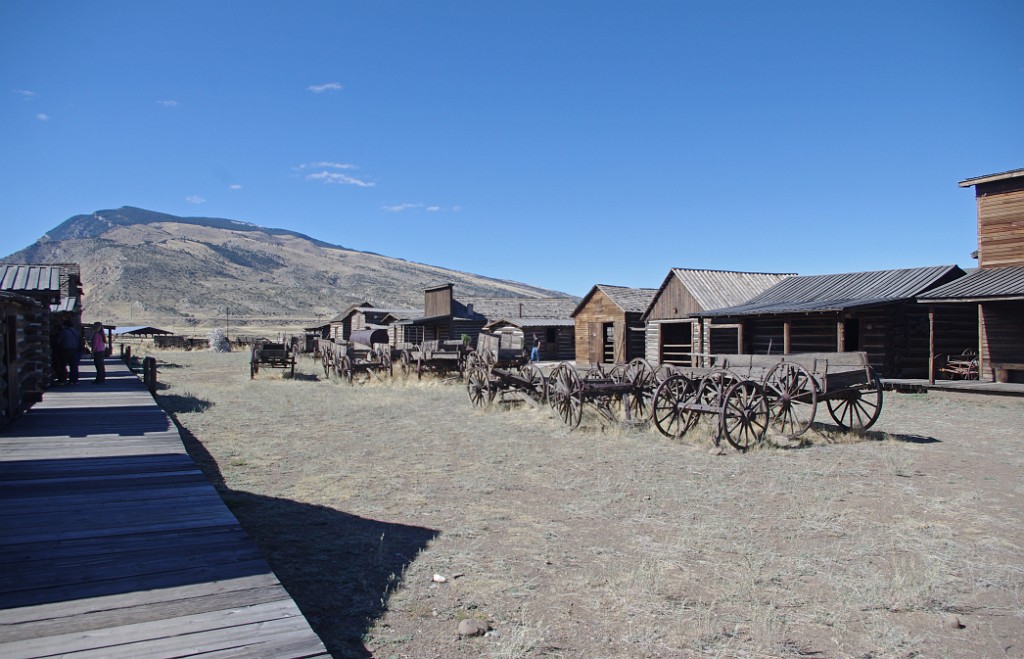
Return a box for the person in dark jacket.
[56,319,81,385]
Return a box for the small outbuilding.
[571,285,658,366]
[642,268,794,366]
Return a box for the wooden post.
[783,320,791,355]
[978,303,985,381]
[928,306,935,385]
[837,316,845,352]
[736,323,744,354]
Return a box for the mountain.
[2,207,568,328]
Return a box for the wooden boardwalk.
[0,357,329,658]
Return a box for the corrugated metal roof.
[657,269,795,317]
[484,318,575,330]
[0,265,63,292]
[918,266,1024,301]
[50,297,79,313]
[700,265,964,317]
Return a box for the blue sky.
[2,1,1022,297]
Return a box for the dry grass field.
[151,350,1024,659]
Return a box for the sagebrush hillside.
[2,206,567,328]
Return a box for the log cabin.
[695,265,971,377]
[0,291,47,425]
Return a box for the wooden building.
[571,285,658,366]
[393,284,579,349]
[328,302,419,341]
[695,265,971,377]
[642,269,793,366]
[0,291,48,426]
[919,168,1024,382]
[0,263,84,386]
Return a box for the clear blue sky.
[2,1,1021,297]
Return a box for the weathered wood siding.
[425,286,454,318]
[645,320,697,365]
[981,301,1024,381]
[491,325,575,361]
[574,289,627,365]
[976,185,1024,268]
[645,277,703,321]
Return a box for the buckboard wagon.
[651,351,883,450]
[250,339,297,379]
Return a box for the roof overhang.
[959,168,1024,188]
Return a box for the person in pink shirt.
[90,322,106,384]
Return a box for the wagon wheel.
[250,357,258,379]
[289,352,296,379]
[700,368,740,409]
[584,363,608,381]
[624,358,656,420]
[652,374,698,439]
[380,350,393,377]
[322,349,333,378]
[416,354,424,380]
[549,364,583,428]
[764,362,818,440]
[518,363,547,404]
[466,365,495,408]
[336,354,354,384]
[399,349,412,377]
[966,358,979,381]
[720,380,770,452]
[826,369,883,432]
[465,351,480,371]
[655,363,677,384]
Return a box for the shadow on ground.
[163,403,437,659]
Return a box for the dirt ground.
[152,350,1024,659]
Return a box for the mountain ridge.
[2,207,571,328]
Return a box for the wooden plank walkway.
[0,357,330,658]
[884,377,1024,397]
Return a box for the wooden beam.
[928,306,935,385]
[836,316,845,352]
[783,320,791,355]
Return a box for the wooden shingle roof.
[699,265,965,317]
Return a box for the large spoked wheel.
[399,350,412,377]
[322,350,332,378]
[466,366,494,408]
[549,364,583,428]
[720,380,770,452]
[625,358,656,421]
[336,354,354,384]
[826,369,883,432]
[380,350,393,377]
[652,374,698,438]
[764,362,818,440]
[518,363,547,404]
[655,363,677,385]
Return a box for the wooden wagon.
[465,331,547,407]
[651,351,883,450]
[250,339,296,379]
[545,359,656,429]
[321,329,393,383]
[399,339,471,379]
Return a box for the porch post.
[783,320,791,355]
[928,306,935,385]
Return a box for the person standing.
[90,322,107,384]
[530,337,541,363]
[55,319,81,384]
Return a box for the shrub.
[208,327,231,352]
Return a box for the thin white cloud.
[35,113,49,122]
[296,161,357,171]
[229,184,242,190]
[306,171,375,187]
[186,195,206,204]
[383,203,422,213]
[386,203,462,213]
[157,99,179,107]
[307,82,343,94]
[14,89,36,99]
